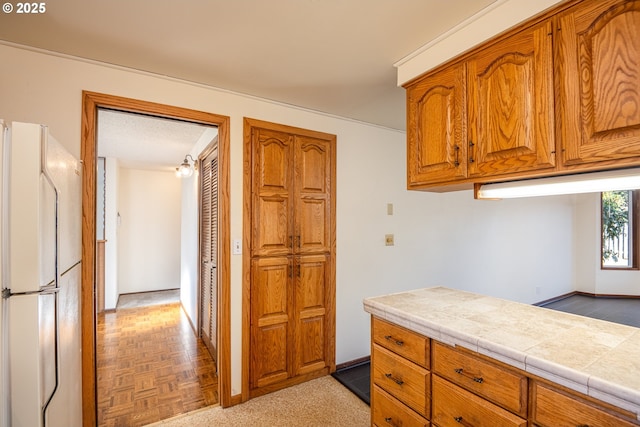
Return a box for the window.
[601,190,639,269]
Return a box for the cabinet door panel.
[372,385,430,427]
[250,257,292,388]
[252,129,293,256]
[294,254,328,376]
[432,376,526,427]
[372,344,430,418]
[467,20,555,176]
[433,342,527,417]
[294,136,331,254]
[532,382,637,427]
[406,63,467,186]
[558,0,640,165]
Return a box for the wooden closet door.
[250,256,293,389]
[200,150,218,358]
[294,254,329,376]
[294,136,332,255]
[252,128,294,257]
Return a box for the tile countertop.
[363,286,640,421]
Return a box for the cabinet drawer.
[432,376,526,427]
[532,382,638,427]
[373,317,429,368]
[432,341,527,416]
[372,344,430,418]
[373,385,429,427]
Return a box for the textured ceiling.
[0,0,497,131]
[97,109,217,172]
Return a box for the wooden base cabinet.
[370,316,640,427]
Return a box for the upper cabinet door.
[467,19,556,177]
[557,0,640,166]
[252,128,294,257]
[294,136,332,254]
[406,63,468,187]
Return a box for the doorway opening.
[81,91,231,426]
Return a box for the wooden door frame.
[241,117,336,402]
[80,91,232,426]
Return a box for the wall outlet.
[232,239,242,255]
[385,234,394,246]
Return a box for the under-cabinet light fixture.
[176,154,196,178]
[475,168,640,199]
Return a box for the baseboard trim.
[534,291,577,306]
[335,356,371,371]
[535,291,640,306]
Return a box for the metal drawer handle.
[384,335,404,346]
[454,416,474,427]
[384,417,399,427]
[454,368,484,383]
[384,373,404,385]
[576,425,590,427]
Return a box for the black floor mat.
[331,361,370,405]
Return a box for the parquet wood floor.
[97,302,218,427]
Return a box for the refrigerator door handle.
[40,126,60,290]
[2,286,60,298]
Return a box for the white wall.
[117,167,181,294]
[0,42,586,397]
[104,157,120,309]
[180,170,199,329]
[573,193,640,296]
[336,125,576,361]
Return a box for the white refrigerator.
[0,121,83,427]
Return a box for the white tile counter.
[364,286,640,420]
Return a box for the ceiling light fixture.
[475,167,640,199]
[176,154,196,178]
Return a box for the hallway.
[97,292,218,426]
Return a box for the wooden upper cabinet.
[406,62,467,186]
[294,136,332,255]
[467,19,555,177]
[252,128,294,257]
[557,0,640,166]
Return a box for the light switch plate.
[232,239,242,255]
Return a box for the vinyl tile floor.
[540,294,640,328]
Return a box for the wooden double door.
[245,118,336,397]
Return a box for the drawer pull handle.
[384,335,404,346]
[576,425,590,427]
[384,417,399,427]
[384,373,404,385]
[454,416,474,427]
[454,368,484,383]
